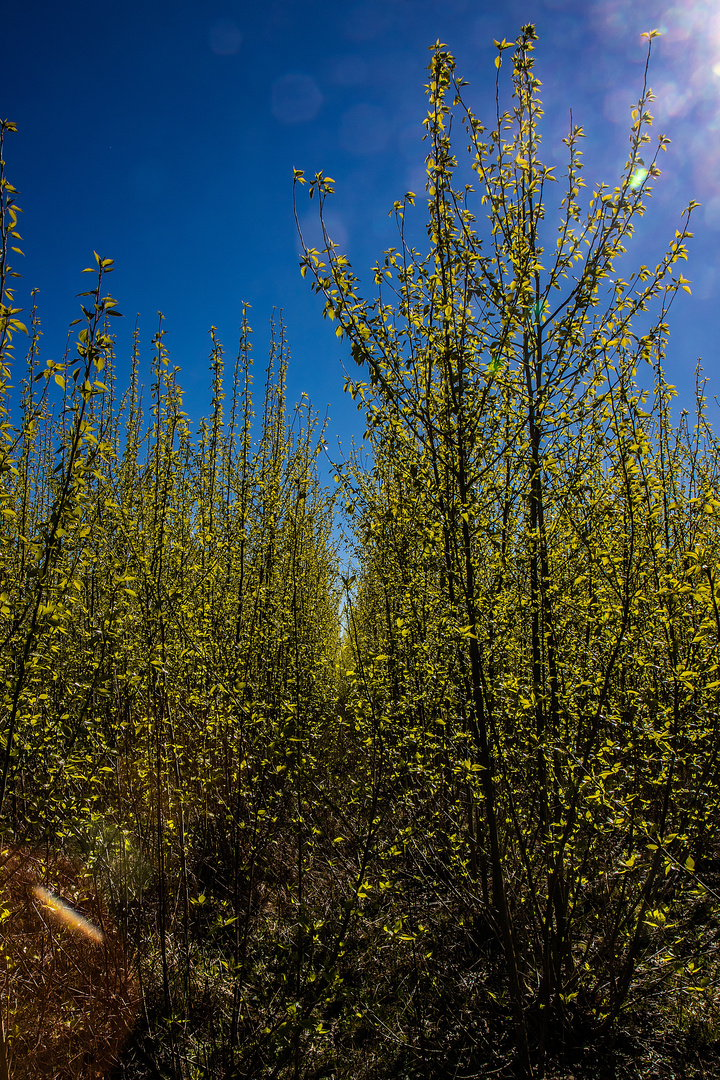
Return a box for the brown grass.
[0,847,138,1079]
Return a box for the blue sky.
[2,0,720,448]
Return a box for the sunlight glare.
[629,165,649,191]
[33,884,105,944]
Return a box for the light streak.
[32,884,105,944]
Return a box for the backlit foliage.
[296,25,720,1079]
[0,24,719,1080]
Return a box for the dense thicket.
[1,24,719,1080]
[0,141,343,1072]
[296,25,720,1078]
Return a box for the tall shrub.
[297,25,718,1076]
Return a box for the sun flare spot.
[32,884,105,944]
[629,163,649,191]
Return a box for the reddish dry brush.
[0,847,138,1079]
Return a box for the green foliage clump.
[297,24,720,1079]
[0,122,344,1073]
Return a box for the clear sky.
[2,0,719,447]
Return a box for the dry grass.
[0,847,138,1079]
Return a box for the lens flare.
[272,73,323,125]
[208,18,242,56]
[630,165,649,191]
[33,884,105,944]
[594,0,720,204]
[339,103,393,155]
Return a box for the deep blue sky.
[2,0,719,447]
